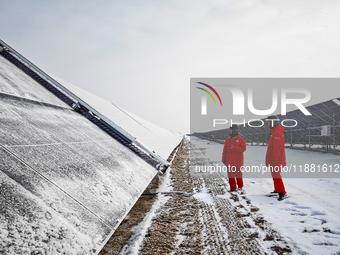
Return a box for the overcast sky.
[1,0,340,134]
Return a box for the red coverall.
[222,135,246,190]
[266,124,286,194]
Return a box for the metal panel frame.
[0,39,169,170]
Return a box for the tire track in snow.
[189,138,297,254]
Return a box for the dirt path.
[110,138,297,254]
[189,139,295,255]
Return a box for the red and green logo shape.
[196,82,223,106]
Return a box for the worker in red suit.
[266,115,287,201]
[222,124,246,192]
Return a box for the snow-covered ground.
[119,136,340,254]
[190,136,340,255]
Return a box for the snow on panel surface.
[51,75,183,161]
[0,56,66,107]
[0,55,157,254]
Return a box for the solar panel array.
[194,98,340,152]
[0,40,182,254]
[0,54,159,254]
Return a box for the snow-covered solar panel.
[51,75,182,161]
[0,56,66,107]
[0,40,182,254]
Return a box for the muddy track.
[189,142,266,254]
[204,178,263,254]
[138,140,203,255]
[189,139,296,255]
[120,138,296,254]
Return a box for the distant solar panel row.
[194,98,340,149]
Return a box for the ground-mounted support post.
[309,120,311,150]
[290,127,293,147]
[333,115,337,154]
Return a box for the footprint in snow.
[295,205,312,209]
[310,210,326,216]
